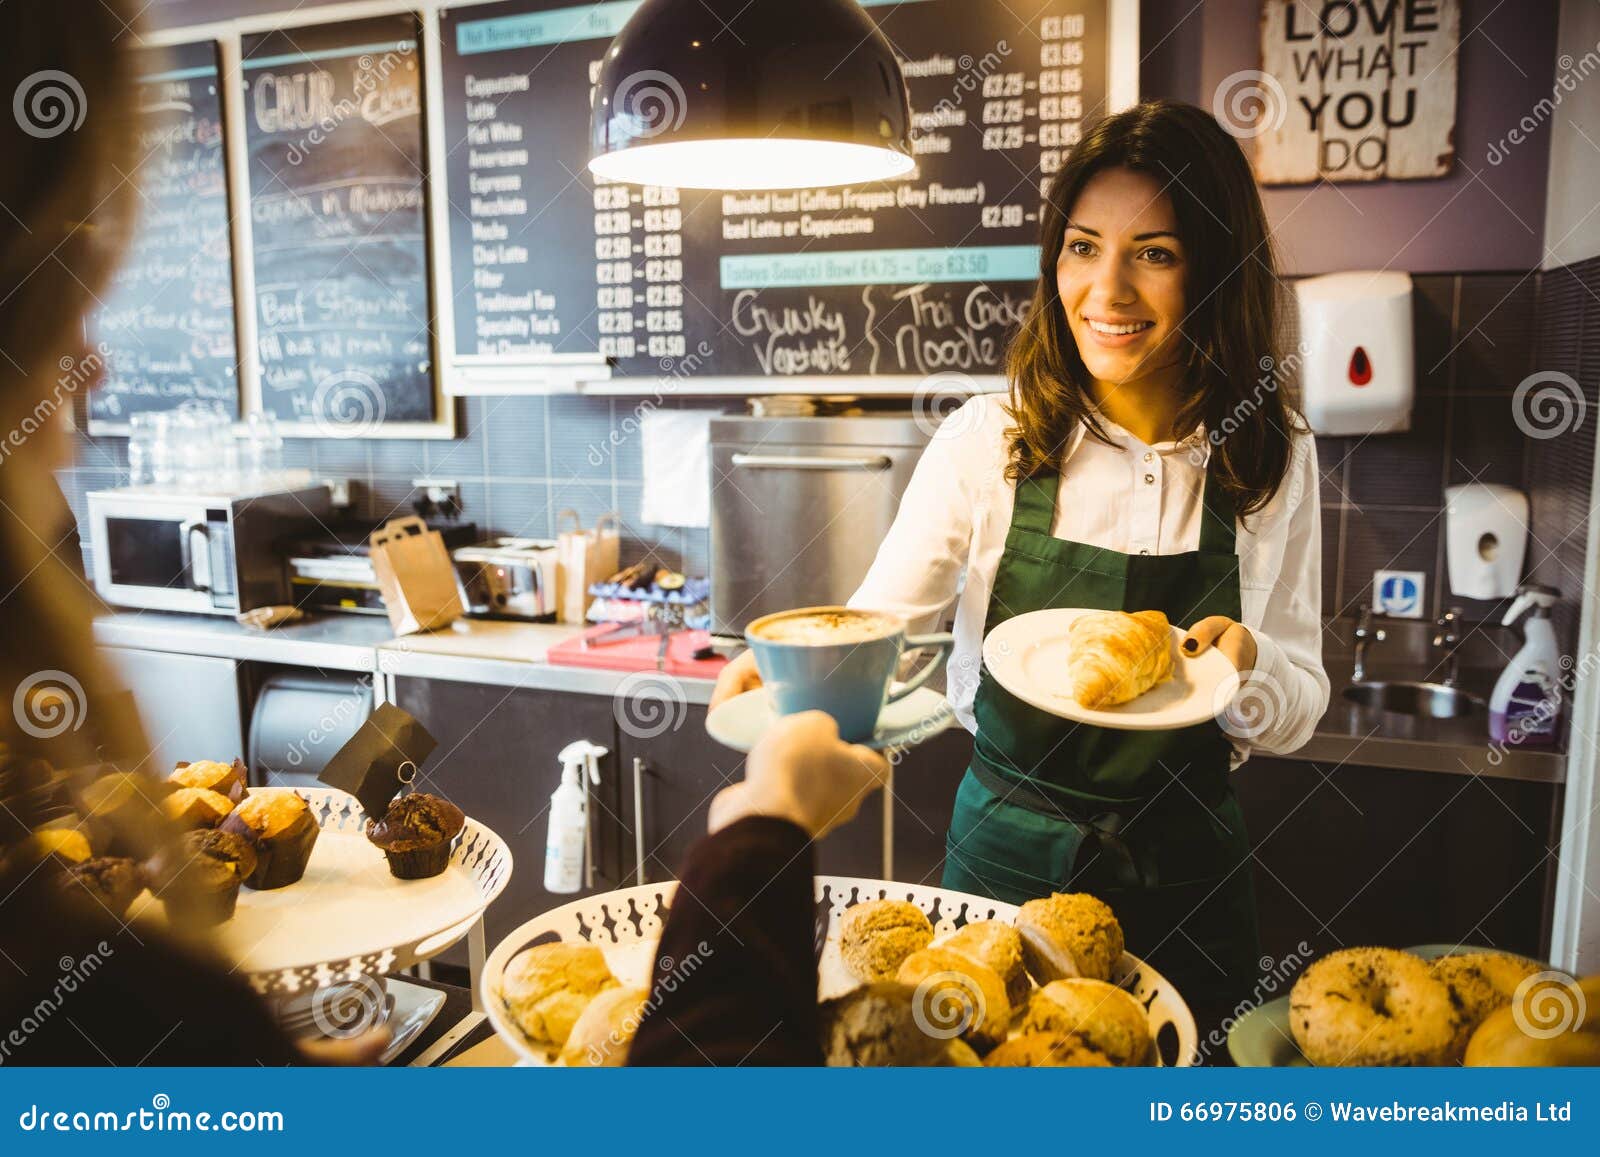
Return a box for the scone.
[895,946,1011,1053]
[940,920,1030,1008]
[561,987,648,1067]
[984,1032,1113,1067]
[819,981,947,1066]
[838,899,934,983]
[501,942,618,1048]
[1016,892,1124,982]
[1431,951,1542,1062]
[1022,977,1151,1065]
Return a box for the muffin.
[149,829,258,926]
[163,787,235,830]
[501,942,618,1048]
[984,1032,1113,1067]
[23,827,92,866]
[1022,977,1152,1065]
[895,946,1012,1053]
[1016,892,1125,982]
[819,981,948,1066]
[365,792,466,879]
[560,987,649,1067]
[220,789,318,890]
[940,920,1030,1008]
[76,772,171,856]
[59,856,146,918]
[169,759,248,803]
[838,899,934,983]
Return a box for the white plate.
[983,608,1239,731]
[483,877,1198,1066]
[705,685,955,753]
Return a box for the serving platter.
[482,876,1198,1067]
[983,608,1239,731]
[1227,944,1550,1067]
[129,787,512,996]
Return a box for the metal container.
[708,414,932,641]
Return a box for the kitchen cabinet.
[616,704,886,884]
[389,677,626,959]
[99,647,245,771]
[1235,755,1560,969]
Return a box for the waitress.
[713,100,1329,1018]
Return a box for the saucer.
[704,686,956,753]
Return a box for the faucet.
[1433,606,1464,686]
[1352,605,1387,683]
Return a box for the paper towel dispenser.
[1296,271,1414,437]
[1445,483,1529,600]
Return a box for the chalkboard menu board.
[439,0,1108,381]
[242,15,437,428]
[89,42,240,427]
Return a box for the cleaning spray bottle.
[1489,582,1562,747]
[545,740,607,893]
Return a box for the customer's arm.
[628,712,888,1066]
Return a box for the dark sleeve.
[628,815,822,1066]
[0,874,301,1066]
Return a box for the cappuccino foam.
[750,609,900,645]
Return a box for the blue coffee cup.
[744,606,954,742]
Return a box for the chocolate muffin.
[220,790,318,890]
[60,856,146,918]
[149,829,258,926]
[366,793,466,879]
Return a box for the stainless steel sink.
[1342,680,1485,719]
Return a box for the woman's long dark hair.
[1004,99,1302,519]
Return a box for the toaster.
[452,537,560,621]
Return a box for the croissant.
[1065,610,1174,708]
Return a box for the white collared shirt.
[848,393,1329,764]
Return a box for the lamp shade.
[588,0,914,190]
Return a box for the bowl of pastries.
[483,877,1197,1066]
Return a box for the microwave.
[87,483,333,615]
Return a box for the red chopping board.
[546,625,728,678]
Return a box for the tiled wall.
[61,265,1596,656]
[1316,270,1587,651]
[60,392,731,583]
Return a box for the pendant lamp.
[588,0,914,190]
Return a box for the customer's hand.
[709,648,763,710]
[709,711,889,839]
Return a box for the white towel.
[639,409,715,528]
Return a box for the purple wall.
[1143,0,1560,275]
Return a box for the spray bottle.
[545,740,606,893]
[1489,582,1562,747]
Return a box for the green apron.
[943,455,1260,1013]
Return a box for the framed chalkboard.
[240,13,447,436]
[435,0,1136,393]
[88,41,241,432]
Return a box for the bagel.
[1431,951,1542,1062]
[1289,947,1455,1066]
[1465,974,1600,1066]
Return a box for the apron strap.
[1011,469,1059,535]
[1197,455,1238,554]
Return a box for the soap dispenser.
[1489,583,1562,747]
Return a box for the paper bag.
[369,516,465,635]
[555,509,620,623]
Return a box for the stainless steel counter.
[91,611,1565,782]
